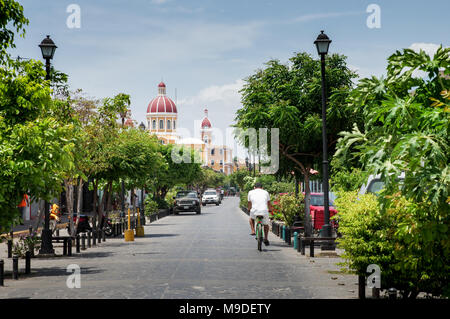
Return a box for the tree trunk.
[92,180,98,229]
[73,177,84,236]
[64,178,74,237]
[98,181,111,229]
[303,170,313,237]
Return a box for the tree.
[334,46,449,297]
[235,52,358,235]
[151,144,202,201]
[0,0,28,63]
[0,59,75,231]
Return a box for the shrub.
[276,193,304,226]
[12,233,40,258]
[144,197,159,217]
[239,191,248,209]
[334,190,449,298]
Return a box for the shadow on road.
[144,233,179,238]
[7,266,105,279]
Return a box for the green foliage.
[273,193,304,226]
[239,191,248,209]
[334,46,450,298]
[335,191,449,298]
[144,196,158,217]
[0,59,75,230]
[0,0,28,62]
[235,51,358,235]
[12,233,40,257]
[330,157,368,192]
[192,167,224,193]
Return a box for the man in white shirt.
[248,182,272,246]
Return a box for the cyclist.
[248,182,272,246]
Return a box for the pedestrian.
[247,182,272,245]
[18,194,29,225]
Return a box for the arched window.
[152,120,156,130]
[173,120,176,129]
[167,120,171,130]
[159,120,164,130]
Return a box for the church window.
[159,120,164,130]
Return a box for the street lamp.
[38,35,57,256]
[314,30,332,240]
[139,122,146,225]
[39,35,57,81]
[119,112,128,218]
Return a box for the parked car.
[358,172,405,195]
[307,193,338,231]
[173,191,201,215]
[202,189,220,206]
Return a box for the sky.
[10,0,449,159]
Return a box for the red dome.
[158,82,166,88]
[147,95,177,113]
[201,117,211,128]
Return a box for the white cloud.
[151,0,170,4]
[291,11,363,23]
[409,42,441,57]
[177,79,246,157]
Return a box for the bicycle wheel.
[257,223,263,251]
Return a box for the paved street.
[0,197,358,299]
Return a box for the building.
[146,81,178,145]
[143,81,239,175]
[200,109,235,175]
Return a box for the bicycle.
[255,214,265,251]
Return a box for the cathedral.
[126,81,240,175]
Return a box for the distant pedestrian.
[18,194,29,224]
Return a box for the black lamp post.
[139,122,146,225]
[120,111,127,218]
[39,35,57,81]
[38,35,57,256]
[314,30,332,239]
[245,157,249,171]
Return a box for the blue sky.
[10,0,449,158]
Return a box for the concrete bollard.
[12,255,19,280]
[92,229,97,246]
[68,238,72,256]
[87,231,91,248]
[102,229,106,242]
[81,234,86,250]
[286,228,291,245]
[293,232,298,250]
[76,235,80,253]
[63,238,67,256]
[25,251,31,274]
[0,259,4,286]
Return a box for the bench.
[298,236,337,257]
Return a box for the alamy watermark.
[170,127,280,174]
[66,4,81,29]
[367,264,381,289]
[366,4,381,29]
[66,264,81,288]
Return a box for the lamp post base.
[38,229,55,256]
[320,224,335,251]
